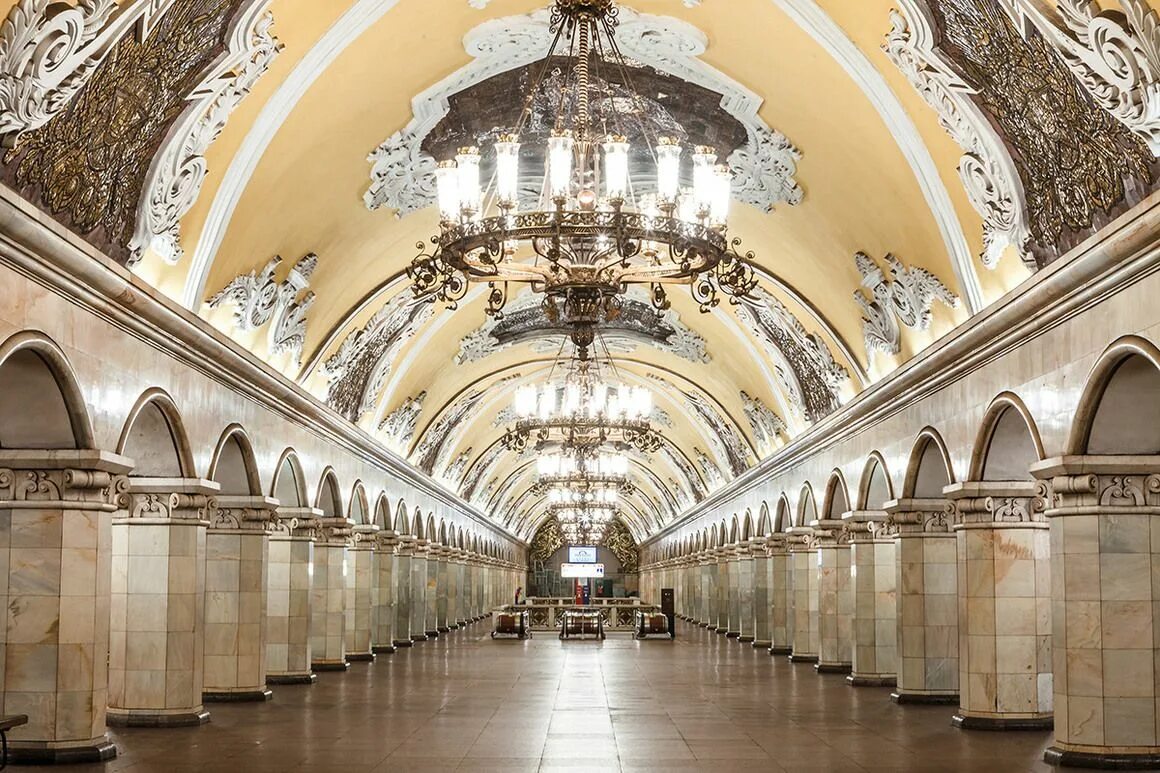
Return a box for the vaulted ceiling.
[3,0,1158,541]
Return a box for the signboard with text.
[561,562,605,578]
[567,546,598,563]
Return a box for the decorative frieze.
[0,462,129,507]
[854,251,958,358]
[740,390,785,458]
[379,391,427,455]
[208,252,317,365]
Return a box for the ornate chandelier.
[537,450,629,486]
[554,503,617,544]
[407,0,758,355]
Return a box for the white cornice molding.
[0,183,523,547]
[182,0,402,309]
[770,0,984,314]
[640,189,1160,547]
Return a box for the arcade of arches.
[3,0,1160,769]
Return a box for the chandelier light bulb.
[435,161,460,222]
[655,137,682,204]
[692,146,717,217]
[711,164,733,227]
[548,130,575,202]
[455,146,482,215]
[677,186,698,224]
[602,135,630,202]
[495,135,521,209]
[514,384,537,417]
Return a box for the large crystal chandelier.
[554,503,616,544]
[407,0,758,355]
[536,450,629,486]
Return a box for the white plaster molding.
[853,250,958,358]
[378,390,426,455]
[770,0,983,312]
[129,3,280,266]
[0,0,177,148]
[740,389,786,458]
[207,252,317,364]
[883,3,1033,270]
[182,0,402,309]
[1005,0,1160,155]
[365,7,803,218]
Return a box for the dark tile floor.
[49,621,1060,772]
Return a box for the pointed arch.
[373,493,390,529]
[774,494,791,532]
[413,509,426,540]
[426,514,437,543]
[116,388,195,478]
[821,469,850,519]
[969,392,1045,481]
[270,448,307,507]
[348,481,370,523]
[903,428,956,498]
[394,499,410,533]
[796,483,817,526]
[756,501,772,536]
[728,514,740,544]
[315,468,343,517]
[0,331,95,449]
[741,508,754,541]
[208,424,262,495]
[1069,336,1160,455]
[856,452,894,510]
[438,519,448,545]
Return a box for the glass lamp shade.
[435,161,460,222]
[655,137,682,203]
[677,186,698,223]
[455,147,482,214]
[711,164,732,226]
[514,384,538,417]
[602,136,630,201]
[548,130,575,201]
[692,146,717,216]
[495,136,521,208]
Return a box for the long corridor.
[61,621,1055,773]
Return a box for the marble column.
[788,527,819,663]
[109,477,215,727]
[736,544,756,642]
[752,540,772,648]
[427,546,442,637]
[886,497,959,704]
[203,495,276,702]
[767,534,792,655]
[1029,458,1160,767]
[701,552,714,627]
[410,539,429,642]
[843,510,897,687]
[393,536,414,647]
[715,548,729,633]
[727,547,743,638]
[310,516,351,671]
[813,518,853,674]
[344,523,377,663]
[945,481,1052,730]
[371,530,396,654]
[0,451,130,763]
[454,550,468,627]
[265,506,318,684]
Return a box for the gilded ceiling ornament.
[1,0,252,265]
[378,390,427,456]
[727,126,804,213]
[735,286,849,423]
[130,5,281,265]
[645,373,751,477]
[442,449,472,488]
[207,252,317,365]
[0,0,175,148]
[322,292,434,424]
[659,444,704,507]
[740,390,786,458]
[602,519,640,572]
[528,517,564,566]
[853,251,958,359]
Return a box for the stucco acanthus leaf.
[412,373,519,475]
[130,6,280,266]
[740,390,786,458]
[367,7,801,217]
[853,251,958,358]
[696,448,726,491]
[883,5,1032,269]
[378,390,427,456]
[208,252,317,364]
[442,449,472,487]
[0,0,177,149]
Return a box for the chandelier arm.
[516,20,570,138]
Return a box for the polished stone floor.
[48,621,1059,772]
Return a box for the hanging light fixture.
[407,0,758,358]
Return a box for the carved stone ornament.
[442,448,472,488]
[378,390,427,456]
[735,286,849,423]
[208,252,317,365]
[123,490,217,522]
[130,5,281,264]
[462,442,507,503]
[0,0,176,149]
[646,373,750,476]
[412,373,519,475]
[0,465,129,508]
[1042,470,1160,510]
[321,291,434,423]
[853,251,958,358]
[696,448,726,490]
[740,389,786,458]
[365,6,802,218]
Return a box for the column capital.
[270,505,322,538]
[211,494,279,532]
[944,480,1049,526]
[765,533,790,554]
[785,526,816,551]
[351,522,379,548]
[316,516,354,545]
[1032,455,1160,512]
[396,535,417,555]
[375,528,399,552]
[808,519,849,546]
[0,449,132,511]
[883,498,954,534]
[840,510,889,542]
[121,477,220,523]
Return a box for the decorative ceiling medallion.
[1,0,255,265]
[365,6,802,218]
[378,390,427,456]
[131,4,280,265]
[0,0,176,149]
[207,252,316,365]
[735,286,849,423]
[456,289,710,365]
[853,251,958,358]
[740,390,786,458]
[321,292,434,423]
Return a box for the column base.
[203,688,273,702]
[952,713,1053,731]
[847,674,896,687]
[107,708,210,727]
[425,630,440,638]
[725,631,740,639]
[346,652,375,662]
[267,673,317,685]
[1043,747,1160,769]
[394,639,414,647]
[815,663,852,674]
[769,646,792,655]
[372,645,396,654]
[788,653,818,663]
[311,661,351,672]
[739,635,755,643]
[8,738,118,764]
[437,626,451,633]
[890,691,958,705]
[752,640,771,648]
[410,634,428,642]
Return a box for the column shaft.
[813,519,853,674]
[788,528,819,662]
[843,511,897,686]
[310,517,351,671]
[768,535,792,655]
[265,507,318,684]
[371,531,396,654]
[344,524,377,662]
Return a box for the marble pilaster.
[410,540,429,642]
[752,540,772,648]
[265,506,318,684]
[344,523,377,663]
[0,451,130,763]
[715,548,728,633]
[426,546,441,637]
[886,497,959,704]
[842,510,897,687]
[812,518,853,674]
[310,517,351,671]
[727,546,744,639]
[767,534,792,655]
[203,495,276,702]
[393,536,415,647]
[371,530,396,654]
[109,477,215,727]
[788,527,819,663]
[737,544,756,643]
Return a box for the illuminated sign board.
[561,563,605,578]
[568,546,598,563]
